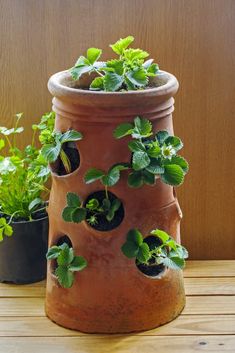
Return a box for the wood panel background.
[0,0,234,259]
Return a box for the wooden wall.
[0,0,235,259]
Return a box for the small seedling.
[121,228,188,270]
[70,36,159,92]
[113,116,189,187]
[46,242,87,288]
[36,112,83,174]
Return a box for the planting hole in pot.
[84,191,124,232]
[136,235,166,277]
[56,235,73,247]
[50,141,80,176]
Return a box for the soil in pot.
[85,191,124,232]
[51,142,80,176]
[136,235,166,277]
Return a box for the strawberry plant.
[114,116,189,187]
[46,242,87,288]
[121,228,188,271]
[70,36,159,92]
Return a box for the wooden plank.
[1,295,235,316]
[0,315,235,337]
[0,336,234,353]
[0,281,45,297]
[185,277,235,295]
[184,261,235,277]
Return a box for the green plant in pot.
[0,113,50,283]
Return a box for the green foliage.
[113,116,189,188]
[0,113,50,241]
[70,36,159,92]
[84,163,129,187]
[46,243,87,288]
[35,112,82,174]
[121,228,188,271]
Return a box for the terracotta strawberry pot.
[45,70,185,333]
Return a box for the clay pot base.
[51,142,80,176]
[85,191,124,232]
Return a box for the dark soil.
[136,235,166,277]
[56,235,72,247]
[84,191,124,232]
[55,142,80,176]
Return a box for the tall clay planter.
[45,70,185,333]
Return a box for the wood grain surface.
[0,0,234,259]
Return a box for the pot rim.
[48,70,179,99]
[10,214,48,225]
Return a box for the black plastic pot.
[0,216,48,284]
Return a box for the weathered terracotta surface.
[46,70,185,333]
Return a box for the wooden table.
[0,260,234,352]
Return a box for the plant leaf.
[162,256,185,270]
[165,136,183,151]
[161,164,184,186]
[0,139,5,150]
[87,48,102,64]
[151,229,169,243]
[126,68,148,87]
[121,240,139,258]
[90,77,104,91]
[71,208,87,223]
[55,266,74,288]
[69,256,87,271]
[84,168,105,184]
[28,197,42,211]
[103,72,123,92]
[85,198,99,210]
[106,59,124,75]
[62,207,74,222]
[142,170,155,185]
[164,155,189,174]
[147,63,159,76]
[146,159,164,174]
[57,246,74,266]
[137,243,150,263]
[156,130,169,145]
[41,143,61,163]
[132,151,150,170]
[66,192,81,207]
[127,228,143,246]
[113,122,133,139]
[110,36,134,55]
[70,65,93,80]
[127,171,143,188]
[46,246,61,260]
[132,117,152,138]
[60,130,83,143]
[128,140,146,152]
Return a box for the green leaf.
[103,72,123,92]
[46,246,61,260]
[86,198,99,211]
[113,122,133,139]
[151,229,169,243]
[90,77,104,91]
[55,266,74,288]
[127,171,143,188]
[162,256,185,270]
[156,130,169,145]
[132,151,150,170]
[0,139,5,150]
[60,130,83,143]
[111,198,121,212]
[165,136,183,151]
[87,48,102,64]
[147,63,159,76]
[121,240,139,258]
[165,155,189,174]
[132,117,152,139]
[41,143,61,163]
[28,197,42,211]
[69,256,87,271]
[84,168,105,184]
[4,224,13,237]
[67,193,81,207]
[110,36,134,55]
[146,159,164,174]
[142,170,155,185]
[57,246,74,266]
[62,207,74,222]
[127,228,143,246]
[146,141,161,158]
[102,168,120,187]
[126,68,148,87]
[71,208,87,223]
[137,243,150,263]
[128,140,146,152]
[70,65,93,80]
[102,198,111,211]
[124,48,149,61]
[161,164,184,186]
[106,59,124,75]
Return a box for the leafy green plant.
[46,242,87,288]
[113,116,189,187]
[121,228,188,270]
[36,112,83,174]
[70,36,159,92]
[0,113,50,241]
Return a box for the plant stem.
[105,185,109,200]
[60,149,71,174]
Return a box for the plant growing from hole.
[114,116,189,187]
[121,228,188,271]
[46,242,87,288]
[70,36,159,92]
[62,164,128,226]
[0,113,50,241]
[36,112,83,174]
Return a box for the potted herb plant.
[0,113,50,283]
[45,36,189,333]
